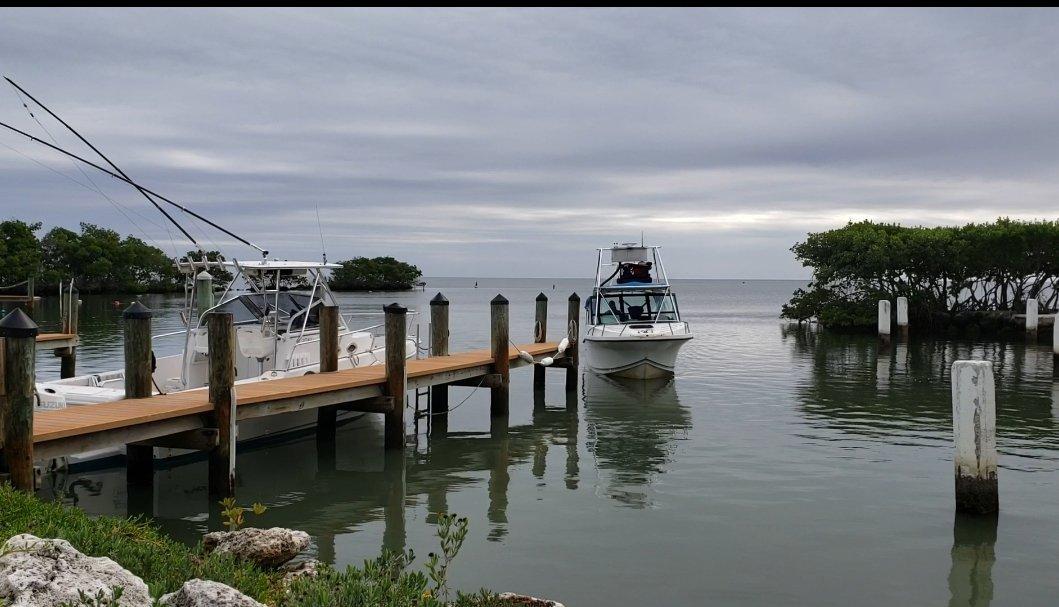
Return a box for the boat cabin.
[589,244,683,326]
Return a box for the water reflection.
[948,514,997,607]
[581,372,691,508]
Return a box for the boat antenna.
[4,77,202,252]
[315,203,327,264]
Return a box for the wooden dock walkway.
[32,342,558,460]
[0,292,581,496]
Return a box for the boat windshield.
[589,292,679,325]
[205,293,321,330]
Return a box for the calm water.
[25,279,1059,606]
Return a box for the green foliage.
[783,219,1059,330]
[219,498,268,532]
[59,587,124,607]
[330,257,422,291]
[37,222,182,293]
[425,513,469,601]
[0,220,42,288]
[0,485,279,602]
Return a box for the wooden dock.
[0,292,580,497]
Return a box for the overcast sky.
[2,8,1059,278]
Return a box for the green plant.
[59,587,124,607]
[425,513,469,601]
[219,498,267,532]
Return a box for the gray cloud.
[2,8,1059,278]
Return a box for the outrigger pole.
[0,79,268,258]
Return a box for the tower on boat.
[584,243,693,379]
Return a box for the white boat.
[36,259,418,468]
[584,243,693,379]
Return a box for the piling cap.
[568,292,580,301]
[491,294,508,305]
[196,270,213,280]
[0,308,38,338]
[384,302,407,314]
[122,301,153,320]
[536,292,548,302]
[430,292,449,306]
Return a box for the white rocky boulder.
[202,527,310,568]
[280,558,323,586]
[0,534,152,607]
[158,579,265,607]
[497,592,566,607]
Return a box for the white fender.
[539,356,554,367]
[556,337,570,354]
[518,350,535,364]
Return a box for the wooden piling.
[878,300,891,349]
[123,302,154,487]
[1053,314,1059,377]
[0,309,37,492]
[207,312,236,496]
[896,296,909,338]
[316,305,339,463]
[951,360,998,515]
[1026,297,1039,339]
[429,293,449,425]
[533,292,547,390]
[566,293,580,392]
[383,303,407,450]
[58,286,78,378]
[490,295,510,417]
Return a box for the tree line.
[0,220,422,293]
[782,219,1059,330]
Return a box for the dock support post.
[533,292,547,390]
[123,302,154,487]
[0,309,38,492]
[57,286,78,379]
[384,304,407,450]
[878,300,891,349]
[896,296,909,338]
[1053,315,1059,377]
[566,293,580,392]
[429,293,449,428]
[316,305,339,467]
[207,313,236,497]
[1026,297,1039,340]
[952,360,998,515]
[490,295,510,417]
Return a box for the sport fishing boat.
[584,243,693,379]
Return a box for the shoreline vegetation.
[0,485,546,606]
[0,220,422,294]
[782,219,1059,333]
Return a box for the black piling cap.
[568,292,580,301]
[430,292,449,306]
[536,292,548,302]
[0,308,38,338]
[384,302,407,314]
[491,294,508,305]
[122,301,153,320]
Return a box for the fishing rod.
[0,117,269,257]
[4,77,202,250]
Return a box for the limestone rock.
[0,534,152,607]
[158,579,265,607]
[280,558,323,586]
[497,592,566,607]
[202,527,310,568]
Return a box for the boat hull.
[584,334,691,379]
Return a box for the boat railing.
[587,320,690,337]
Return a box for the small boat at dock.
[584,243,693,379]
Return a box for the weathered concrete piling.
[896,296,909,338]
[123,302,154,487]
[207,312,237,497]
[0,309,37,492]
[878,300,892,349]
[429,293,449,426]
[951,360,998,515]
[1026,297,1039,339]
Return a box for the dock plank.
[32,342,559,446]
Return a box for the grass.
[0,486,524,607]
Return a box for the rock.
[202,527,310,568]
[0,533,152,607]
[497,592,566,607]
[280,559,323,586]
[158,579,265,607]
